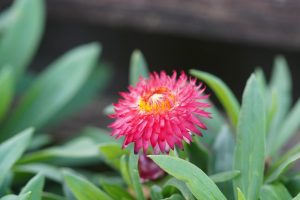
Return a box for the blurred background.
[1,0,300,137]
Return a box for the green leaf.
[255,68,267,94]
[100,182,134,200]
[41,192,65,200]
[120,155,131,186]
[99,143,128,170]
[28,134,52,151]
[2,43,100,138]
[0,0,45,78]
[265,144,300,183]
[285,173,300,197]
[150,185,163,200]
[212,125,234,173]
[260,183,292,200]
[233,75,266,200]
[209,170,240,183]
[128,150,145,200]
[20,174,45,200]
[0,66,14,122]
[201,101,225,145]
[63,170,113,200]
[267,56,292,156]
[0,192,31,200]
[80,127,115,144]
[0,9,12,37]
[129,50,149,85]
[163,194,184,200]
[19,137,101,166]
[185,139,210,173]
[48,62,111,126]
[0,128,33,188]
[189,69,239,127]
[271,98,300,155]
[164,178,195,200]
[0,171,13,196]
[14,163,62,183]
[149,155,226,200]
[293,193,300,200]
[237,188,246,200]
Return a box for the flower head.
[109,71,210,154]
[138,154,165,182]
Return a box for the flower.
[138,154,165,182]
[109,71,210,154]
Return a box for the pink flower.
[109,71,210,154]
[138,154,165,182]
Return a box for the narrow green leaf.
[271,98,300,155]
[19,137,101,166]
[129,150,145,200]
[0,128,33,188]
[293,193,300,200]
[48,61,111,126]
[212,125,234,173]
[201,101,225,145]
[185,139,210,173]
[100,182,134,200]
[285,173,300,197]
[120,155,131,186]
[28,134,52,151]
[164,178,195,200]
[14,163,62,183]
[0,192,31,200]
[2,43,100,138]
[211,125,235,199]
[20,174,45,200]
[63,170,113,200]
[150,185,163,200]
[233,75,266,200]
[267,56,292,156]
[0,171,12,196]
[265,144,300,183]
[237,188,246,200]
[129,50,149,85]
[0,9,12,36]
[41,192,65,200]
[163,194,184,200]
[209,170,240,183]
[260,183,292,200]
[0,66,14,122]
[266,89,278,131]
[149,155,226,200]
[99,143,128,170]
[189,69,239,127]
[255,68,267,94]
[0,0,45,78]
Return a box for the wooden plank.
[45,0,300,49]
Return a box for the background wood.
[46,0,300,49]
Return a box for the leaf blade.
[149,155,226,200]
[233,75,266,200]
[129,50,149,85]
[2,43,100,138]
[0,128,33,187]
[63,170,113,200]
[189,69,239,127]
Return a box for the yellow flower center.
[138,87,176,113]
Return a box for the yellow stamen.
[138,87,175,113]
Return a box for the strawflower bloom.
[109,71,210,154]
[138,154,165,182]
